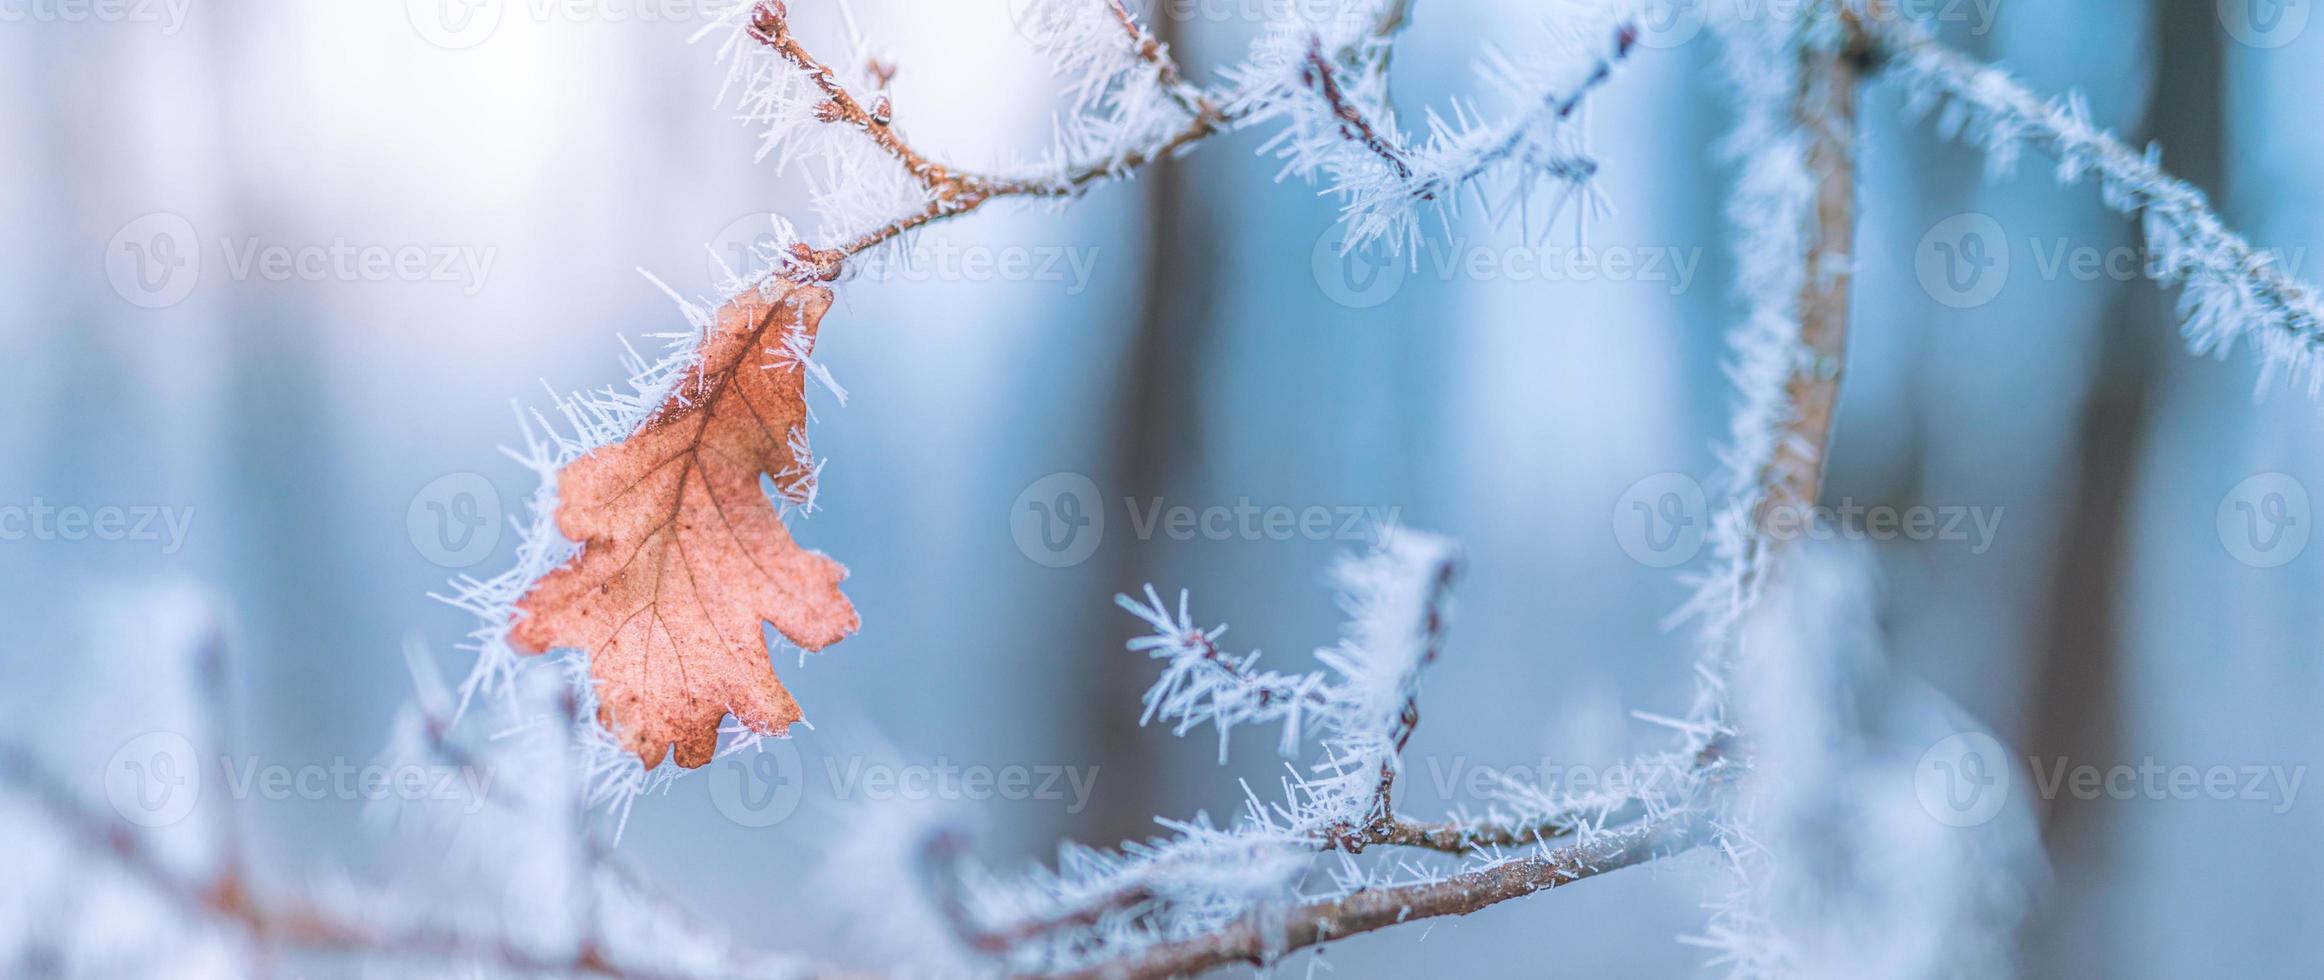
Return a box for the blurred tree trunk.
[1073,11,1218,845]
[2023,1,2214,972]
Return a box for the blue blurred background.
[3,1,2321,976]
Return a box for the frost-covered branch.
[1118,533,1457,844]
[917,532,1723,977]
[1053,812,1708,980]
[729,0,1228,279]
[1863,15,2324,390]
[1,617,820,980]
[1675,6,1869,707]
[1234,1,1641,251]
[1759,21,1866,536]
[719,1,1650,281]
[0,738,715,980]
[1100,0,1210,118]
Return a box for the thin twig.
[1302,37,1416,182]
[1048,814,1708,980]
[1356,811,1594,854]
[0,740,689,980]
[749,0,1227,278]
[1105,0,1210,117]
[1859,14,2324,377]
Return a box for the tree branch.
[1301,37,1416,182]
[747,0,1227,278]
[1744,14,1867,570]
[1048,814,1708,980]
[1859,14,2324,384]
[0,740,696,980]
[1104,0,1210,117]
[754,2,1625,278]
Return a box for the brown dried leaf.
[512,280,858,769]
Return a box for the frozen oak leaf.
[513,279,858,769]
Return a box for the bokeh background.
[4,0,2321,976]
